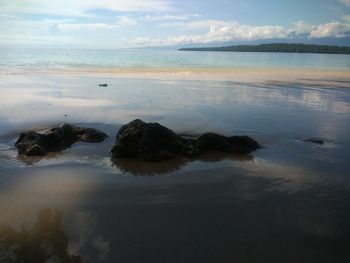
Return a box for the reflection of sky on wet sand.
[1,163,350,262]
[1,75,350,135]
[1,75,350,262]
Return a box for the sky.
[0,0,350,48]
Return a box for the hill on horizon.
[178,43,350,54]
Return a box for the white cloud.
[290,21,313,35]
[132,21,290,46]
[131,36,165,46]
[0,15,72,35]
[0,0,173,16]
[143,15,189,22]
[131,19,350,47]
[310,21,350,38]
[58,23,116,31]
[142,14,200,22]
[158,19,233,30]
[116,16,138,27]
[0,34,78,45]
[0,14,17,19]
[57,16,138,31]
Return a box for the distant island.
[179,43,350,54]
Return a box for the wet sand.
[1,71,350,262]
[4,67,350,82]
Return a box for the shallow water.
[1,75,350,262]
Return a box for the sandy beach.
[1,69,350,262]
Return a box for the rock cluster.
[111,119,260,162]
[15,124,107,156]
[15,120,261,161]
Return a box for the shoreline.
[1,67,350,85]
[1,67,349,75]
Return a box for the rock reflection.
[112,151,253,176]
[112,157,189,176]
[0,208,81,263]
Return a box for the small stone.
[303,138,324,145]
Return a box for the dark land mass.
[179,43,350,54]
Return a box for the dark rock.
[111,119,198,162]
[72,126,108,142]
[197,133,260,154]
[15,124,108,156]
[99,83,108,87]
[25,144,47,156]
[303,138,324,145]
[112,119,260,162]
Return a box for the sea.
[1,47,350,72]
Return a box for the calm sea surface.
[1,48,350,72]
